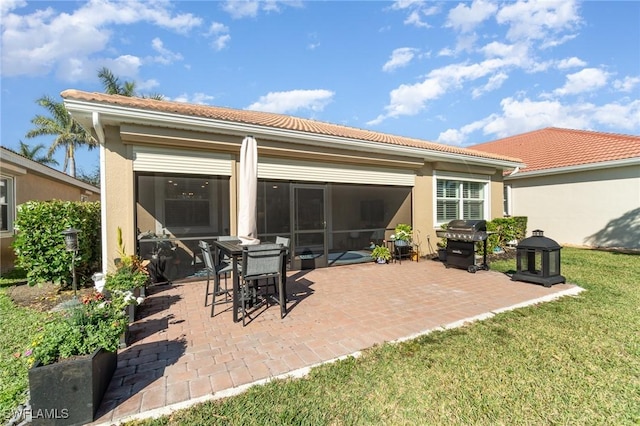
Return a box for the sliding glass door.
[291,184,327,269]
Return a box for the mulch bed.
[4,282,93,312]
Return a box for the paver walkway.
[92,258,581,425]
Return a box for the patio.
[92,258,581,425]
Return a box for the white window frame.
[503,184,512,216]
[0,176,15,236]
[433,172,490,226]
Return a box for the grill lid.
[446,219,487,232]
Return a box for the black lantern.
[512,230,565,287]
[62,228,81,297]
[62,227,80,251]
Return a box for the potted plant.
[370,244,391,263]
[105,227,149,323]
[392,223,413,244]
[25,291,129,425]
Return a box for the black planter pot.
[28,348,117,426]
[438,248,447,262]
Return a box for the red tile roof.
[471,127,640,174]
[60,90,521,164]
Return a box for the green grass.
[127,248,640,425]
[0,289,47,422]
[0,268,27,288]
[1,250,638,425]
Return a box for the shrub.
[25,291,128,366]
[12,200,101,287]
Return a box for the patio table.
[213,239,287,323]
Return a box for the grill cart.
[444,219,490,273]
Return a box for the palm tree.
[26,96,97,177]
[17,140,59,166]
[97,67,136,96]
[98,67,164,100]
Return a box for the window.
[503,184,512,216]
[436,178,486,223]
[0,177,14,233]
[136,173,230,236]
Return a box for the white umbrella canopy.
[237,135,260,245]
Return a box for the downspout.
[92,112,108,274]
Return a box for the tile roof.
[471,127,640,174]
[60,90,520,164]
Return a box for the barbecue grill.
[444,219,490,273]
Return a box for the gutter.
[505,157,640,180]
[92,112,109,274]
[63,98,522,170]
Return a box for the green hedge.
[13,200,101,287]
[481,216,528,255]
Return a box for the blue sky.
[2,0,639,176]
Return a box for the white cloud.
[151,38,183,65]
[613,76,640,93]
[370,57,522,124]
[382,47,419,72]
[553,68,609,96]
[557,56,586,69]
[438,96,640,145]
[247,89,335,114]
[212,34,231,51]
[472,72,508,98]
[1,0,201,79]
[446,0,497,33]
[207,22,231,51]
[172,92,216,104]
[391,1,440,28]
[222,0,302,19]
[496,0,581,43]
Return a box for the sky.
[2,0,639,176]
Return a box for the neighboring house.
[0,146,101,273]
[471,127,640,250]
[60,90,522,276]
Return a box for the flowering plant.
[24,291,130,366]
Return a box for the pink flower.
[24,349,33,357]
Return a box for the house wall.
[100,123,509,268]
[509,164,640,249]
[1,163,99,273]
[103,126,136,271]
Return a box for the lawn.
[121,248,639,425]
[1,249,638,425]
[0,269,48,423]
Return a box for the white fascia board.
[1,148,99,193]
[63,98,522,170]
[505,157,640,180]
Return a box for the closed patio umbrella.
[238,135,260,245]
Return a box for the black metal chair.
[239,243,285,326]
[274,236,290,301]
[200,239,234,317]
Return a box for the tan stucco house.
[60,90,522,277]
[472,127,640,250]
[0,146,100,272]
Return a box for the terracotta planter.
[28,347,116,425]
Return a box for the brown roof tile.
[471,127,640,174]
[60,90,520,164]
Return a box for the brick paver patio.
[92,258,581,425]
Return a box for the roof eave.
[63,98,522,170]
[0,148,100,193]
[505,157,640,180]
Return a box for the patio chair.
[200,239,233,317]
[239,243,285,326]
[274,236,290,300]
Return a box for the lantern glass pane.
[549,251,559,275]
